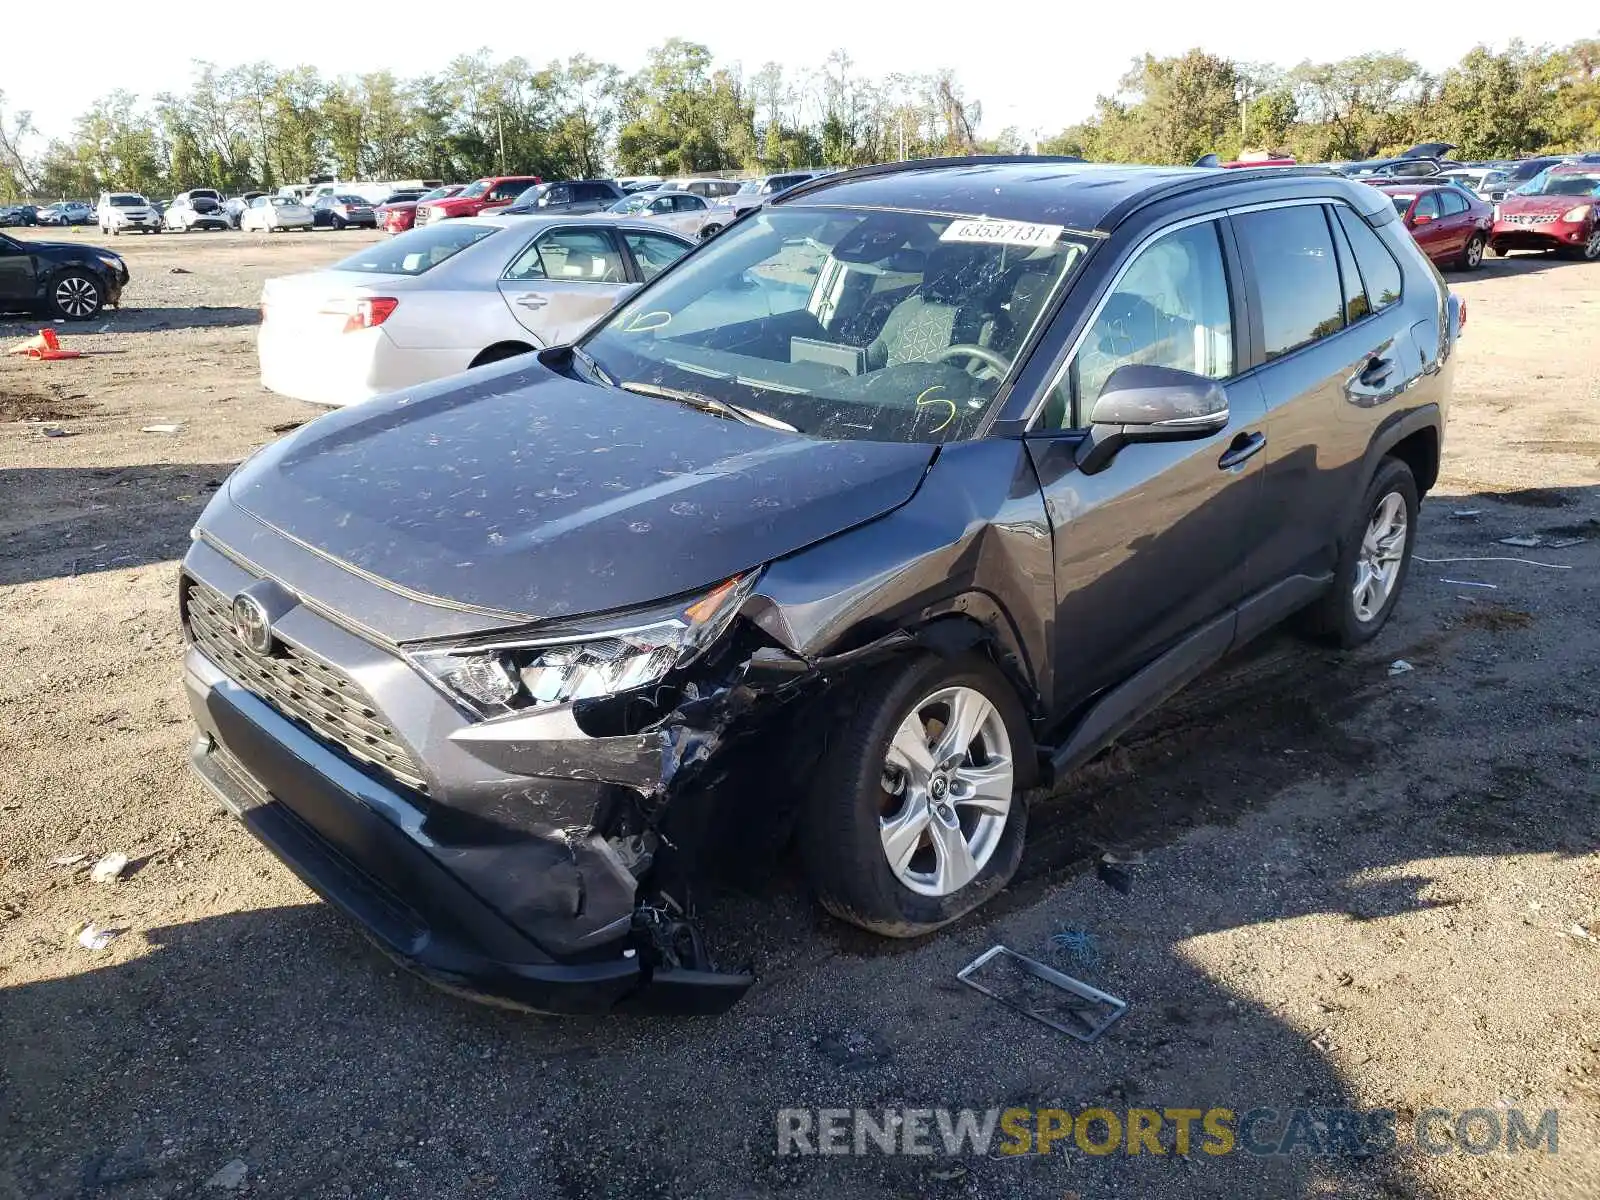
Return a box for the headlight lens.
[1561,205,1592,223]
[409,572,759,716]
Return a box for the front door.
[1406,191,1450,262]
[1025,217,1267,711]
[0,236,36,307]
[497,225,634,346]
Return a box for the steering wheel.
[934,343,1012,378]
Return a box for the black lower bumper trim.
[188,670,753,1016]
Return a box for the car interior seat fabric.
[868,243,1000,369]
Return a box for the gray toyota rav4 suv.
[182,157,1460,1014]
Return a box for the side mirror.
[1074,364,1230,475]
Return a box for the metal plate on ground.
[957,945,1128,1043]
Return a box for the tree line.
[2,37,1599,202]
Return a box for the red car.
[1374,181,1493,270]
[414,176,541,226]
[376,184,462,235]
[1489,164,1600,261]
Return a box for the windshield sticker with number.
[940,218,1065,247]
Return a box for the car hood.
[24,239,102,255]
[1496,195,1590,216]
[224,361,936,624]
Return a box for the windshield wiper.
[618,381,797,432]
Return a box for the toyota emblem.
[231,593,274,656]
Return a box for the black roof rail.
[1095,165,1341,230]
[773,154,1089,205]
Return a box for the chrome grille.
[185,579,429,794]
[1499,213,1557,226]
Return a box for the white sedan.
[241,195,315,233]
[601,189,729,239]
[258,215,696,407]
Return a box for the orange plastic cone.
[6,328,81,359]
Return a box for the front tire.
[1294,457,1418,648]
[800,652,1032,937]
[48,270,105,321]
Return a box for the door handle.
[1357,356,1393,387]
[1218,430,1266,470]
[516,293,549,309]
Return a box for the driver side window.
[1040,220,1235,430]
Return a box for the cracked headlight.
[409,573,759,716]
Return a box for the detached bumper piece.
[187,668,752,1016]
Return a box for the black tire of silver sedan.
[48,270,105,321]
[1295,457,1418,648]
[800,651,1032,937]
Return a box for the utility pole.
[497,109,507,172]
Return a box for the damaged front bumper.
[185,651,754,1015]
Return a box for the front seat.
[868,244,997,369]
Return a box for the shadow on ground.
[0,464,239,586]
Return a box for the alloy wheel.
[1465,237,1484,268]
[878,685,1013,897]
[1585,230,1600,261]
[53,275,99,318]
[1352,491,1408,623]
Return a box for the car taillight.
[321,297,398,333]
[1561,205,1592,223]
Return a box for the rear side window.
[505,228,626,282]
[1333,207,1403,311]
[334,223,498,276]
[1438,190,1468,216]
[1232,205,1344,359]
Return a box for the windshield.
[418,186,457,203]
[333,222,498,276]
[1508,160,1555,183]
[582,206,1092,444]
[609,195,651,214]
[109,194,145,206]
[1523,174,1600,197]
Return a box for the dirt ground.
[2,226,1598,1200]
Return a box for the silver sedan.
[258,215,697,407]
[600,189,730,239]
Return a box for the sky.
[5,1,1590,146]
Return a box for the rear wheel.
[332,215,346,230]
[799,652,1032,937]
[48,270,105,321]
[470,342,534,368]
[1460,233,1485,270]
[699,223,723,240]
[1294,457,1418,648]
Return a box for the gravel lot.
[2,227,1598,1200]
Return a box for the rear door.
[1025,215,1268,710]
[1434,188,1471,257]
[1229,200,1421,626]
[0,235,37,305]
[497,225,633,345]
